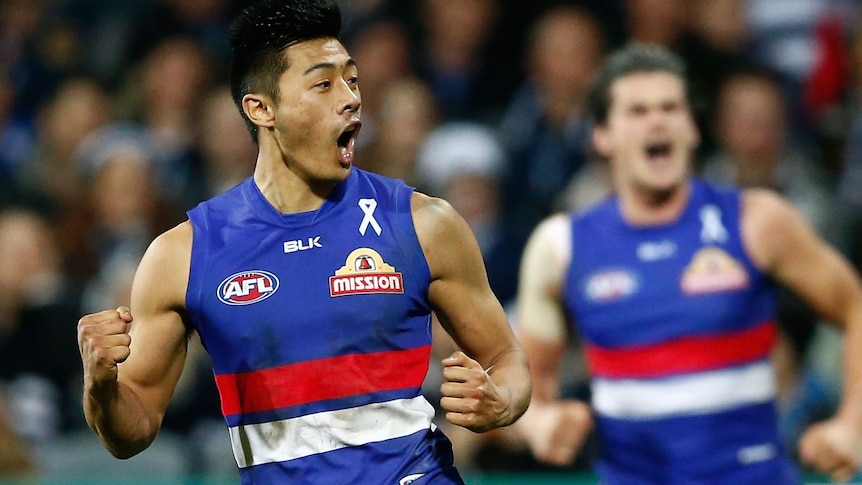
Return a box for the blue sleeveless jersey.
[186,168,463,485]
[565,180,801,484]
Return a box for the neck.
[252,138,335,214]
[617,180,691,226]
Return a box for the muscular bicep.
[412,193,516,367]
[515,215,571,400]
[743,190,862,327]
[119,222,193,419]
[516,215,571,343]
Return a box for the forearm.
[837,311,862,429]
[486,346,532,428]
[83,380,160,459]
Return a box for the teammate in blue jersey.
[514,42,862,484]
[75,1,531,483]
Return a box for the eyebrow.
[303,58,357,76]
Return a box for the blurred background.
[1,0,862,483]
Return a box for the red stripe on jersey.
[215,345,431,417]
[584,320,776,378]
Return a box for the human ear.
[241,94,275,130]
[689,119,701,149]
[592,126,612,157]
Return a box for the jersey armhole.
[185,207,210,331]
[390,182,434,284]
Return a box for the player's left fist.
[439,351,509,433]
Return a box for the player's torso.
[187,173,432,380]
[184,170,457,484]
[564,180,799,484]
[566,180,775,356]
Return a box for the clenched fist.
[439,351,511,433]
[518,399,593,467]
[799,416,862,483]
[77,307,134,387]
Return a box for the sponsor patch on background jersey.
[583,269,639,302]
[217,270,279,305]
[680,246,749,294]
[329,248,404,297]
[637,239,677,262]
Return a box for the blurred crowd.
[2,0,862,480]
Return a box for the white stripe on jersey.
[229,396,435,468]
[592,359,775,419]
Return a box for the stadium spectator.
[498,5,605,234]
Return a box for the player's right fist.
[77,307,133,386]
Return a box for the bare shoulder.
[526,213,571,266]
[410,191,483,280]
[411,191,461,235]
[410,191,473,252]
[741,188,814,271]
[742,188,798,226]
[148,220,193,256]
[521,213,572,289]
[133,221,193,312]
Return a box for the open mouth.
[645,142,672,160]
[337,122,361,166]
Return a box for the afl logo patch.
[584,269,639,302]
[217,270,279,305]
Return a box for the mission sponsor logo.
[680,246,749,295]
[329,248,403,297]
[584,269,639,302]
[217,270,279,305]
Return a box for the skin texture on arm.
[516,215,570,401]
[411,192,531,433]
[742,189,862,482]
[511,214,592,466]
[77,222,193,458]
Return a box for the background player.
[515,42,862,484]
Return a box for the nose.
[338,80,361,115]
[645,109,671,132]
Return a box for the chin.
[326,165,352,183]
[652,168,687,188]
[637,175,685,199]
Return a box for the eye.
[662,101,680,113]
[315,80,331,90]
[628,104,648,117]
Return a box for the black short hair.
[229,0,342,142]
[587,42,690,126]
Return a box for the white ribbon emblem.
[699,204,727,244]
[358,198,382,236]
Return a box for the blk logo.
[284,236,322,253]
[217,270,279,305]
